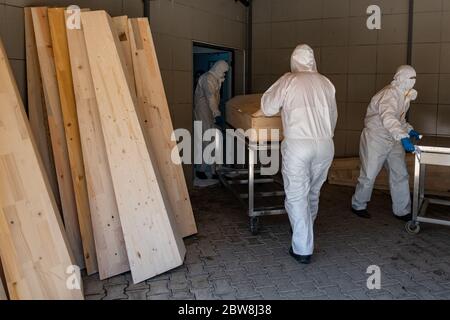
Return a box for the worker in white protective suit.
[351,65,420,221]
[193,60,229,187]
[260,44,338,264]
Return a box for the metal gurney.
[406,137,450,234]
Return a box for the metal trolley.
[216,129,286,235]
[406,143,450,234]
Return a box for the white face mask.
[403,78,416,91]
[392,65,417,93]
[397,78,416,93]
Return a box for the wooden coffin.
[226,94,283,142]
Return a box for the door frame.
[193,41,245,98]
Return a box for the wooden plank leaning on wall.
[0,37,83,300]
[30,7,85,269]
[48,7,98,275]
[112,16,136,95]
[129,18,198,238]
[66,10,130,280]
[81,10,185,284]
[24,8,61,212]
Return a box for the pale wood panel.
[66,11,129,280]
[112,16,136,95]
[81,10,185,284]
[30,7,84,269]
[24,8,60,212]
[328,155,450,196]
[226,94,283,142]
[0,37,83,300]
[129,18,197,238]
[48,8,97,275]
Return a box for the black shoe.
[394,213,412,222]
[352,207,371,219]
[289,247,312,265]
[196,171,208,180]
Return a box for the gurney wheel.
[250,217,260,235]
[405,221,420,234]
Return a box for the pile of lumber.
[328,155,450,196]
[0,7,197,300]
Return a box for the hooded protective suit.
[261,44,338,256]
[194,60,229,177]
[351,65,418,217]
[194,60,229,131]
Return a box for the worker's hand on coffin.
[252,109,265,118]
[215,116,225,126]
[409,129,422,141]
[401,138,416,153]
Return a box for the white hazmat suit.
[261,45,338,256]
[193,60,229,178]
[194,60,229,131]
[352,65,418,217]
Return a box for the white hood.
[391,65,417,93]
[210,60,229,83]
[290,44,318,73]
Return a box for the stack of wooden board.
[0,36,83,300]
[0,7,197,299]
[328,155,450,196]
[226,94,283,142]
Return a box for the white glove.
[406,89,418,102]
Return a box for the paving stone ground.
[83,184,450,300]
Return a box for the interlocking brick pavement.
[82,184,450,300]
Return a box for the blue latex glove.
[401,138,415,153]
[409,130,421,140]
[215,116,225,126]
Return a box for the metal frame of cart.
[406,145,450,234]
[216,129,286,234]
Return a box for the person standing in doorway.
[193,60,229,187]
